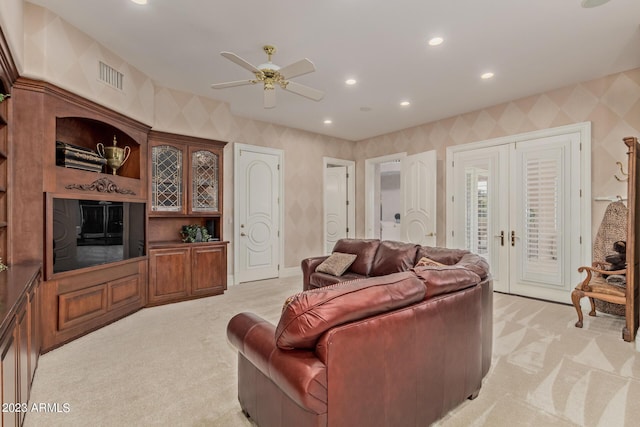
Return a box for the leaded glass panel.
[191,150,219,212]
[152,145,183,211]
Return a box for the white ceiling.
[28,0,640,141]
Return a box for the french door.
[449,131,584,303]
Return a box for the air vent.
[98,61,124,90]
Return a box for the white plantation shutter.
[524,157,559,272]
[465,168,489,256]
[513,136,572,289]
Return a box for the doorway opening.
[365,153,406,239]
[365,151,437,245]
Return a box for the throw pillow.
[316,252,357,276]
[415,256,445,268]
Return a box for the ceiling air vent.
[98,61,124,90]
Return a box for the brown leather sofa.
[301,239,487,291]
[227,240,493,427]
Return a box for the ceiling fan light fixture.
[258,62,280,71]
[581,0,611,7]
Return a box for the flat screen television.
[52,198,146,274]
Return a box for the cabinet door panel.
[148,248,191,303]
[58,285,108,331]
[191,245,227,296]
[28,285,40,389]
[189,147,221,214]
[1,329,17,427]
[18,306,28,425]
[151,144,186,213]
[108,274,141,310]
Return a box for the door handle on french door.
[511,231,516,247]
[494,231,504,246]
[240,232,246,237]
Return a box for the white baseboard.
[280,267,301,278]
[227,269,300,286]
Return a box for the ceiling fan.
[211,45,324,109]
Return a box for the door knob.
[495,231,505,246]
[426,232,436,237]
[240,232,246,237]
[511,231,516,247]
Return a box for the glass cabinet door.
[191,149,219,213]
[151,145,183,212]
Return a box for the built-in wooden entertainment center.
[9,78,228,354]
[0,26,228,423]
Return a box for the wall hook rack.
[615,161,628,181]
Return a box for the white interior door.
[236,147,280,283]
[324,165,348,254]
[400,150,437,245]
[449,131,583,303]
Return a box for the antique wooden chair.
[571,136,639,342]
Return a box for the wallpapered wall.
[352,69,640,245]
[15,3,640,271]
[20,3,355,272]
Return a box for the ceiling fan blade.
[264,89,276,109]
[210,79,255,89]
[278,58,316,80]
[284,81,324,101]
[221,51,262,74]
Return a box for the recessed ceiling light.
[481,72,494,80]
[428,37,444,46]
[345,79,357,85]
[131,0,148,4]
[323,119,333,125]
[400,101,411,107]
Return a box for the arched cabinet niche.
[56,117,141,179]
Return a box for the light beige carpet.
[24,275,640,427]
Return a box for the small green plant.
[180,224,210,243]
[0,93,10,103]
[0,258,7,272]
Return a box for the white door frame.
[233,143,284,285]
[365,153,406,238]
[323,157,355,254]
[445,122,592,297]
